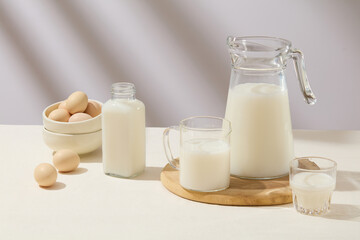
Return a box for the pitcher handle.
[290,49,317,105]
[163,126,180,169]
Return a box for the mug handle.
[163,126,180,169]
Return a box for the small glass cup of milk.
[163,116,232,192]
[290,157,337,216]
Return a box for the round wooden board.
[160,164,293,206]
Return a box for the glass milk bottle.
[102,82,146,178]
[225,36,316,179]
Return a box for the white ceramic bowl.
[42,99,102,134]
[43,128,102,154]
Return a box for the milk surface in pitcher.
[225,82,294,178]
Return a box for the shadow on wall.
[0,5,62,103]
[52,0,191,126]
[143,0,229,95]
[0,1,230,126]
[51,1,133,88]
[141,1,230,126]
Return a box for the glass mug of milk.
[225,36,317,179]
[290,157,337,216]
[163,116,232,192]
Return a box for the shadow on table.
[133,167,163,181]
[59,167,88,175]
[293,131,358,143]
[335,170,360,191]
[322,204,360,222]
[80,148,102,163]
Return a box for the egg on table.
[53,149,80,172]
[34,163,57,187]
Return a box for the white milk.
[291,172,335,210]
[180,139,230,192]
[225,83,294,178]
[102,99,145,178]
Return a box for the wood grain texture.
[160,164,293,206]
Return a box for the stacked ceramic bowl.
[42,100,102,154]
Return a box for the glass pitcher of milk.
[225,36,316,179]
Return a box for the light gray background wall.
[0,0,359,129]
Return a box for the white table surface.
[1,125,359,239]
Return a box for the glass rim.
[179,116,232,135]
[291,156,337,172]
[227,36,292,53]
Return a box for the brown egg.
[58,101,67,110]
[48,109,70,122]
[34,163,57,187]
[66,91,88,114]
[84,100,102,117]
[53,149,80,172]
[68,113,92,122]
